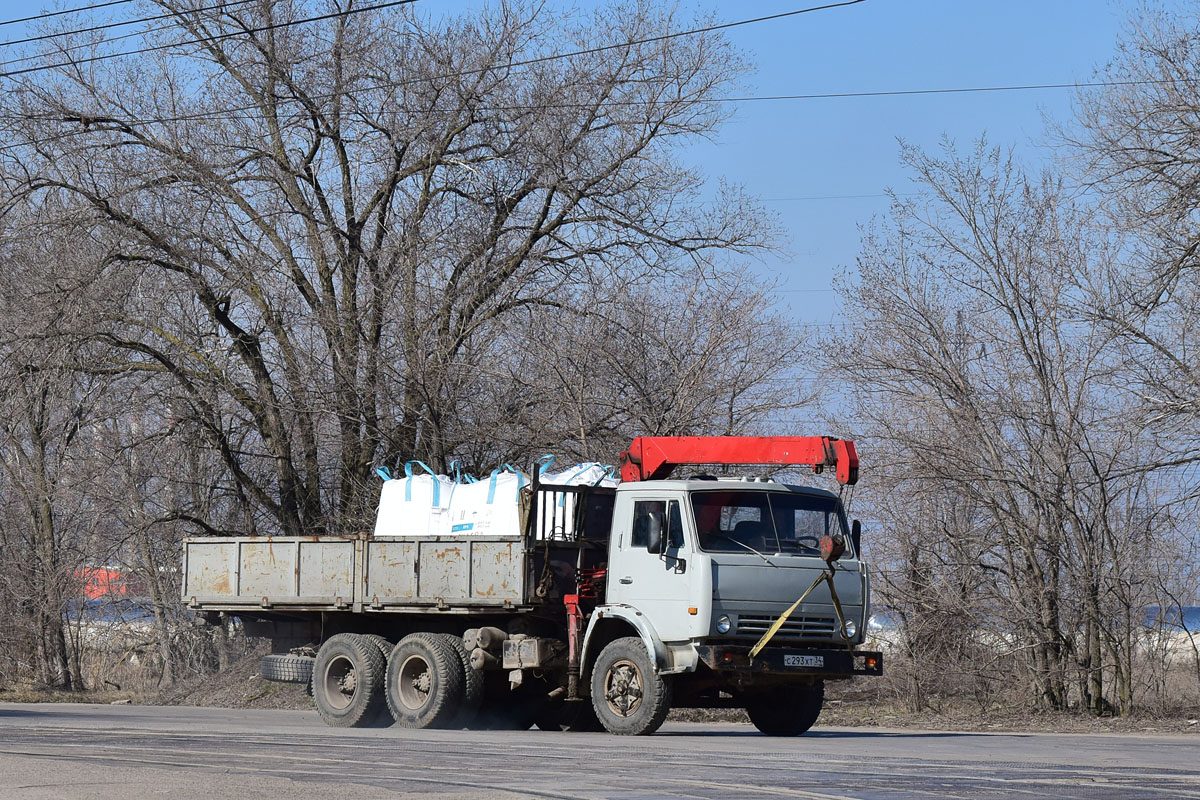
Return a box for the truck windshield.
[691,490,844,556]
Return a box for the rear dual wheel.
[385,633,466,729]
[312,634,388,728]
[437,634,483,726]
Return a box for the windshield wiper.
[712,534,777,566]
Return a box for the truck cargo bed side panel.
[364,540,417,599]
[184,536,526,611]
[418,541,468,599]
[239,541,297,599]
[298,542,355,598]
[183,540,241,598]
[183,538,355,605]
[470,541,520,599]
[363,539,523,604]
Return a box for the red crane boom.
[618,436,859,485]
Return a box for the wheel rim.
[603,658,644,717]
[322,654,358,711]
[397,653,433,711]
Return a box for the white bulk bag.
[447,465,528,537]
[535,462,617,540]
[538,462,617,488]
[373,461,457,538]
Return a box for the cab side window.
[631,500,664,549]
[667,501,684,548]
[630,500,685,549]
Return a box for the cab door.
[606,492,697,641]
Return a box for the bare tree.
[448,268,809,469]
[1069,4,1200,456]
[0,0,775,542]
[825,140,1180,714]
[0,207,121,690]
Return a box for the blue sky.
[2,0,1179,324]
[700,0,1171,324]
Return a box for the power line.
[0,2,263,71]
[0,0,873,156]
[0,0,135,29]
[448,0,869,78]
[763,193,895,202]
[1,3,1150,155]
[0,75,1166,133]
[727,81,1141,102]
[1,0,256,51]
[0,0,421,79]
[0,0,864,82]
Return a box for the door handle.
[619,577,633,584]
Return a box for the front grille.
[736,614,837,639]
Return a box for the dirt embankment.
[154,642,313,711]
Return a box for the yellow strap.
[748,570,827,659]
[748,566,855,660]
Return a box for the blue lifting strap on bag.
[487,465,528,504]
[404,460,441,505]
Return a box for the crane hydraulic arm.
[618,436,859,485]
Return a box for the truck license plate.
[784,654,824,668]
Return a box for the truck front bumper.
[696,645,883,678]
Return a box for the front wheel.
[590,637,672,735]
[745,682,824,736]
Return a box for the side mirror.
[851,519,862,557]
[644,511,666,554]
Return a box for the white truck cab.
[578,474,878,735]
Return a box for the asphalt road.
[1,702,1197,799]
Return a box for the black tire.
[436,634,483,727]
[475,673,544,730]
[745,682,824,736]
[563,700,603,732]
[386,633,465,729]
[535,699,602,732]
[361,634,392,659]
[260,653,315,684]
[590,637,672,736]
[312,634,387,728]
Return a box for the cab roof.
[616,478,839,499]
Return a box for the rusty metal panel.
[298,541,355,598]
[183,541,240,598]
[239,541,297,599]
[470,541,522,601]
[417,541,469,600]
[365,540,418,599]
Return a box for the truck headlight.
[716,615,731,634]
[843,620,857,638]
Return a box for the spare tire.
[261,653,315,684]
